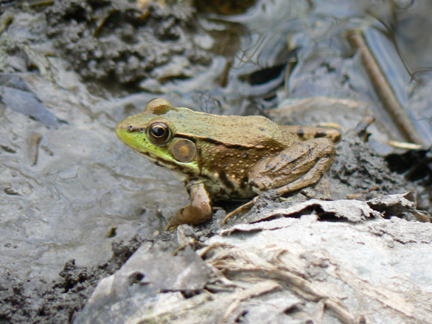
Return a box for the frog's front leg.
[165,182,213,231]
[249,138,336,195]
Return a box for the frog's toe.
[164,223,178,232]
[249,178,271,194]
[164,206,192,231]
[165,215,182,232]
[222,197,257,224]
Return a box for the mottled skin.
[116,98,340,230]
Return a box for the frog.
[116,98,341,230]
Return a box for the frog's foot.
[249,138,335,195]
[165,183,212,231]
[275,146,335,196]
[222,196,258,225]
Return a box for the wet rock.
[222,192,430,233]
[203,217,432,324]
[0,74,65,128]
[367,191,431,222]
[81,212,432,323]
[75,241,212,324]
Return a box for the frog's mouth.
[130,144,195,173]
[116,133,161,165]
[116,127,158,163]
[136,149,157,163]
[124,144,160,165]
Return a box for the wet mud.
[0,237,142,323]
[45,0,213,86]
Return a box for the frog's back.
[166,108,296,148]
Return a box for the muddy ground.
[1,0,432,323]
[0,129,424,323]
[1,121,429,323]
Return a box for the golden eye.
[148,122,171,144]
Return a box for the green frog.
[116,98,340,230]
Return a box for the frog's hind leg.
[223,138,335,225]
[249,137,336,196]
[275,150,335,196]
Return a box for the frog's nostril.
[128,125,134,132]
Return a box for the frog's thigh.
[165,183,213,230]
[248,138,335,194]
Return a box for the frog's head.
[116,98,199,174]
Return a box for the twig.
[348,30,423,145]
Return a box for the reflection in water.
[209,0,432,144]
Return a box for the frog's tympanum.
[116,98,340,230]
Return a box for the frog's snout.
[115,123,127,144]
[116,118,131,131]
[116,117,144,137]
[117,122,145,133]
[116,118,136,143]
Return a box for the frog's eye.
[148,122,171,144]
